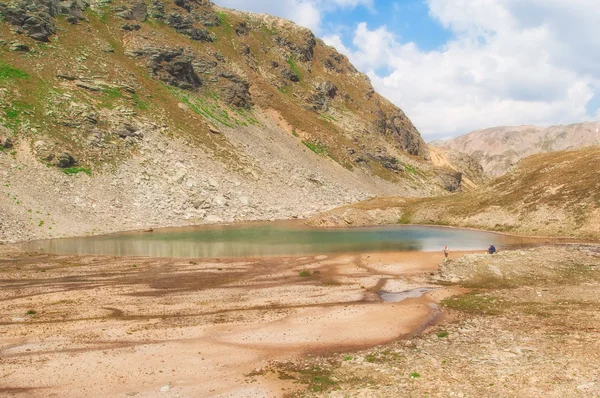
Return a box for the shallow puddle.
[378,287,439,302]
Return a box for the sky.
[213,0,600,141]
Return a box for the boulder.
[116,1,148,21]
[280,68,299,83]
[54,152,76,168]
[220,79,252,108]
[0,136,14,149]
[116,124,142,139]
[121,23,141,31]
[235,22,250,36]
[147,48,201,90]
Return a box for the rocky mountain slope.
[432,121,600,177]
[311,146,600,240]
[0,0,459,243]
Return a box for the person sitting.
[488,244,497,254]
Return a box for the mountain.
[432,122,600,177]
[311,146,600,240]
[0,0,458,243]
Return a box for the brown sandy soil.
[264,245,600,397]
[0,246,460,397]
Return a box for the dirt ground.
[1,245,599,397]
[266,245,600,397]
[0,247,469,397]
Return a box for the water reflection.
[19,224,546,259]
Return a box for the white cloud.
[213,0,372,33]
[325,0,600,138]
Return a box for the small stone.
[212,195,227,206]
[207,124,221,134]
[208,178,219,188]
[577,382,595,390]
[159,384,171,392]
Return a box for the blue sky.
[214,0,600,140]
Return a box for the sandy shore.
[0,247,472,397]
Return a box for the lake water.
[17,223,552,259]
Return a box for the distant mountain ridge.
[432,121,600,176]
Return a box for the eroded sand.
[0,248,470,397]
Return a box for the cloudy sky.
[213,0,600,141]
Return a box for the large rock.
[147,48,201,90]
[54,151,76,168]
[235,21,249,36]
[308,81,337,112]
[0,136,14,149]
[280,68,299,83]
[116,1,148,21]
[220,77,252,108]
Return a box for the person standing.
[443,245,450,262]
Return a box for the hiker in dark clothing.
[488,244,497,254]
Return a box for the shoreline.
[5,213,600,246]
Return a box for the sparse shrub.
[62,167,91,176]
[299,270,310,277]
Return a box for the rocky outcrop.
[280,68,299,83]
[146,48,201,89]
[220,78,252,108]
[235,21,249,36]
[115,1,148,21]
[308,81,337,112]
[274,31,317,62]
[0,0,89,41]
[376,108,429,158]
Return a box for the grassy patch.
[410,372,421,379]
[168,87,251,128]
[132,94,149,110]
[286,56,302,81]
[398,213,412,224]
[291,129,299,137]
[320,113,338,122]
[62,167,91,176]
[299,270,311,277]
[26,310,37,315]
[403,163,418,175]
[215,11,232,36]
[436,331,449,338]
[441,293,506,315]
[99,87,122,108]
[0,63,29,80]
[302,141,330,157]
